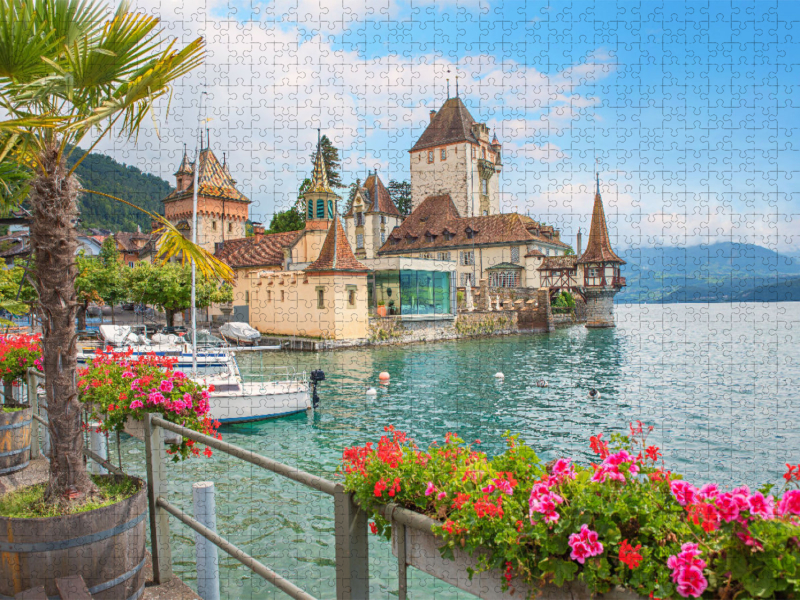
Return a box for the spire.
[174,143,193,175]
[578,177,625,265]
[305,216,368,272]
[308,130,334,193]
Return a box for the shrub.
[0,334,42,384]
[341,424,800,599]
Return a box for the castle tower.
[409,96,502,218]
[162,138,250,253]
[343,171,403,259]
[303,132,339,224]
[578,174,626,328]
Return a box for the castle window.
[212,221,217,231]
[347,286,357,308]
[356,212,364,226]
[228,222,233,233]
[356,234,364,249]
[316,198,325,219]
[317,287,325,309]
[327,200,333,217]
[481,179,488,195]
[428,150,434,163]
[472,146,476,158]
[280,290,285,302]
[482,147,486,159]
[443,231,453,241]
[510,246,520,264]
[425,233,435,243]
[245,290,250,304]
[489,270,520,288]
[461,273,474,286]
[381,231,386,244]
[466,228,475,240]
[128,261,134,268]
[440,148,446,161]
[437,252,450,261]
[380,215,386,224]
[267,290,271,301]
[307,200,314,219]
[461,250,474,266]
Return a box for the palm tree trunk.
[77,299,87,331]
[29,142,95,502]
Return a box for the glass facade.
[371,270,451,316]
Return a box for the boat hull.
[209,382,311,423]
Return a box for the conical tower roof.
[174,146,193,176]
[578,175,625,264]
[163,147,250,204]
[308,142,334,194]
[411,97,478,152]
[306,216,368,272]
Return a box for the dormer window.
[390,237,399,245]
[465,227,475,240]
[425,233,435,243]
[443,230,454,241]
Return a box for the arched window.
[316,198,324,219]
[307,200,313,219]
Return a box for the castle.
[161,94,625,338]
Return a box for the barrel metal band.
[0,419,31,432]
[0,445,30,458]
[0,460,28,475]
[88,555,147,594]
[0,511,146,553]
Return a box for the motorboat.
[219,322,261,346]
[191,360,324,423]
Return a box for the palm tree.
[0,0,230,505]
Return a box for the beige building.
[409,97,502,217]
[343,172,403,260]
[162,138,250,253]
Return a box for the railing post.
[27,370,40,459]
[144,413,173,583]
[88,423,108,475]
[192,481,220,600]
[334,484,369,600]
[397,523,407,600]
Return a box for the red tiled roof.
[525,249,545,257]
[537,256,578,270]
[115,231,155,253]
[306,217,368,272]
[377,195,570,254]
[411,97,479,152]
[578,188,625,264]
[214,231,300,269]
[163,148,250,205]
[363,174,400,216]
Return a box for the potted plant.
[341,424,800,599]
[377,301,387,317]
[0,0,228,596]
[388,300,396,315]
[78,348,220,453]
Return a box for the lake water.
[119,302,800,599]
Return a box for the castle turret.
[303,131,339,223]
[578,174,626,328]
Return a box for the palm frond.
[80,188,234,283]
[0,297,29,315]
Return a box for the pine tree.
[388,179,412,216]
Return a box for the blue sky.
[98,0,800,251]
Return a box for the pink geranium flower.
[129,399,143,409]
[778,490,800,516]
[425,482,436,496]
[529,482,564,524]
[568,524,603,564]
[670,480,699,506]
[122,371,135,378]
[667,543,707,598]
[159,380,173,393]
[748,492,775,520]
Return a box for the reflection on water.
[120,303,800,599]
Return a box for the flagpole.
[191,92,207,374]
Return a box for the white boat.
[219,321,261,345]
[192,360,318,423]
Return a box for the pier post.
[334,484,369,600]
[27,370,40,459]
[89,423,108,475]
[193,482,221,600]
[144,412,173,583]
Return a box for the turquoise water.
[119,302,800,599]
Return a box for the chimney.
[576,229,582,256]
[253,222,265,240]
[429,109,436,122]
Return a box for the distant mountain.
[67,147,173,232]
[616,242,800,303]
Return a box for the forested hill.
[67,147,173,232]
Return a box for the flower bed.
[78,348,220,460]
[341,424,800,599]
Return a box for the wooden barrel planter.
[0,476,147,600]
[0,405,32,476]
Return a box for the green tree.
[388,179,412,216]
[126,262,232,327]
[268,209,304,234]
[95,238,127,323]
[74,254,104,331]
[311,135,344,189]
[0,0,211,502]
[564,247,575,256]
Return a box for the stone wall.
[584,288,618,328]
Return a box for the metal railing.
[143,413,370,600]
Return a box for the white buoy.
[366,387,377,396]
[536,379,548,388]
[494,372,504,380]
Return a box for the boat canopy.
[219,322,261,343]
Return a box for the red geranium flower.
[619,539,643,569]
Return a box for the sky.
[94,0,800,252]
